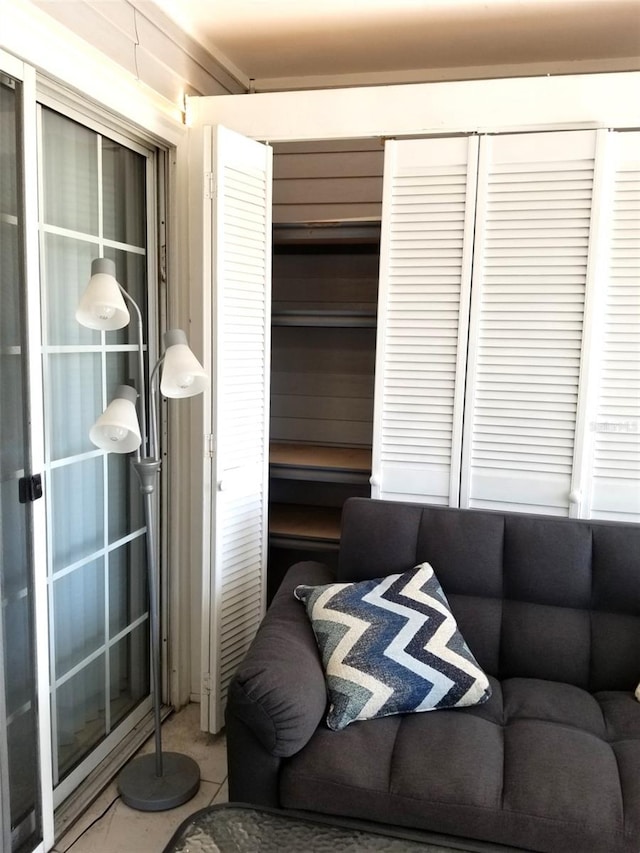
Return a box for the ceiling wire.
[132,6,141,81]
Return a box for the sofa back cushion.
[338,499,640,692]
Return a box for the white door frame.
[0,45,54,853]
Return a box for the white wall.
[31,0,246,99]
[2,0,185,142]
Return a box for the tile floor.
[53,703,228,853]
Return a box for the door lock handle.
[19,474,43,504]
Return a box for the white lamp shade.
[160,329,208,399]
[76,258,130,331]
[89,385,141,454]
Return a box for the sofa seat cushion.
[279,677,640,853]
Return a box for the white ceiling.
[147,0,640,90]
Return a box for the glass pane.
[102,140,146,247]
[44,233,99,346]
[50,458,104,570]
[0,220,20,347]
[0,478,26,596]
[53,559,105,677]
[108,456,144,543]
[109,538,147,636]
[56,655,106,779]
[109,623,149,729]
[48,352,101,460]
[7,706,38,826]
[3,593,32,713]
[41,110,98,234]
[0,82,17,216]
[106,350,141,400]
[103,248,147,347]
[0,353,23,478]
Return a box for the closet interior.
[267,140,384,599]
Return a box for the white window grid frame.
[33,99,162,805]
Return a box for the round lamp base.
[118,752,200,812]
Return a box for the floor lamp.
[76,258,207,811]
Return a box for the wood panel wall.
[271,325,377,446]
[270,143,383,448]
[271,244,379,448]
[272,138,384,223]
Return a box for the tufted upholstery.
[280,677,640,853]
[338,500,640,692]
[227,499,640,853]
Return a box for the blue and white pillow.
[295,562,491,731]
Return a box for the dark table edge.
[161,802,533,853]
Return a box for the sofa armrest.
[226,561,333,758]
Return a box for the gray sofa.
[226,498,640,853]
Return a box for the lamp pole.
[119,451,201,811]
[118,285,147,459]
[115,339,201,812]
[130,356,164,778]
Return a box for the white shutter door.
[587,132,640,521]
[372,137,478,504]
[205,126,272,732]
[461,130,599,515]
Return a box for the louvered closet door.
[206,126,272,732]
[461,130,600,515]
[586,131,640,521]
[372,137,478,504]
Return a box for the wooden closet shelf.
[269,503,342,544]
[273,221,381,245]
[270,442,372,483]
[272,310,376,328]
[273,301,376,314]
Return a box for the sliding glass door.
[37,105,156,803]
[1,49,164,847]
[0,67,42,853]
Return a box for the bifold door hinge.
[19,474,43,504]
[202,673,213,695]
[205,434,216,458]
[204,171,215,199]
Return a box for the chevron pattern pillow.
[294,562,491,731]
